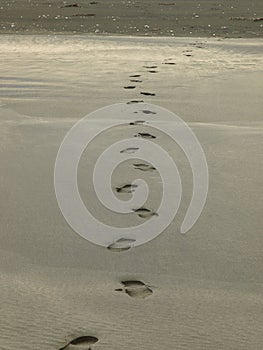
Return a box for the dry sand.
[0,34,263,349]
[0,0,263,37]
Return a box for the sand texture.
[0,35,263,349]
[0,0,263,37]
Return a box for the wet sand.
[0,0,263,37]
[0,35,263,349]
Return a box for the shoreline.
[0,31,261,39]
[1,32,263,41]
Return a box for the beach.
[1,1,263,349]
[0,33,263,349]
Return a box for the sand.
[0,0,263,37]
[0,34,263,349]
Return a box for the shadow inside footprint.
[120,147,139,154]
[140,92,156,96]
[130,79,142,83]
[183,50,193,57]
[141,110,157,114]
[115,280,153,299]
[129,74,141,77]
[61,3,81,7]
[124,86,136,89]
[127,100,144,104]
[143,65,157,69]
[107,238,136,252]
[116,184,138,193]
[121,280,146,287]
[59,336,98,350]
[129,120,146,125]
[134,132,156,139]
[132,207,158,218]
[133,163,156,171]
[148,70,158,73]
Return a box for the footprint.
[190,42,206,48]
[162,62,176,65]
[72,13,96,17]
[141,110,156,114]
[126,100,144,104]
[115,280,153,299]
[133,163,156,171]
[129,74,141,78]
[159,2,176,5]
[183,50,193,57]
[107,238,136,252]
[132,207,158,218]
[116,184,138,193]
[61,3,81,8]
[143,65,158,69]
[124,86,136,89]
[121,280,146,287]
[140,92,156,96]
[129,120,146,125]
[134,132,156,139]
[59,336,99,350]
[125,287,153,298]
[130,79,142,83]
[120,147,139,154]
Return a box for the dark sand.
[0,0,263,37]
